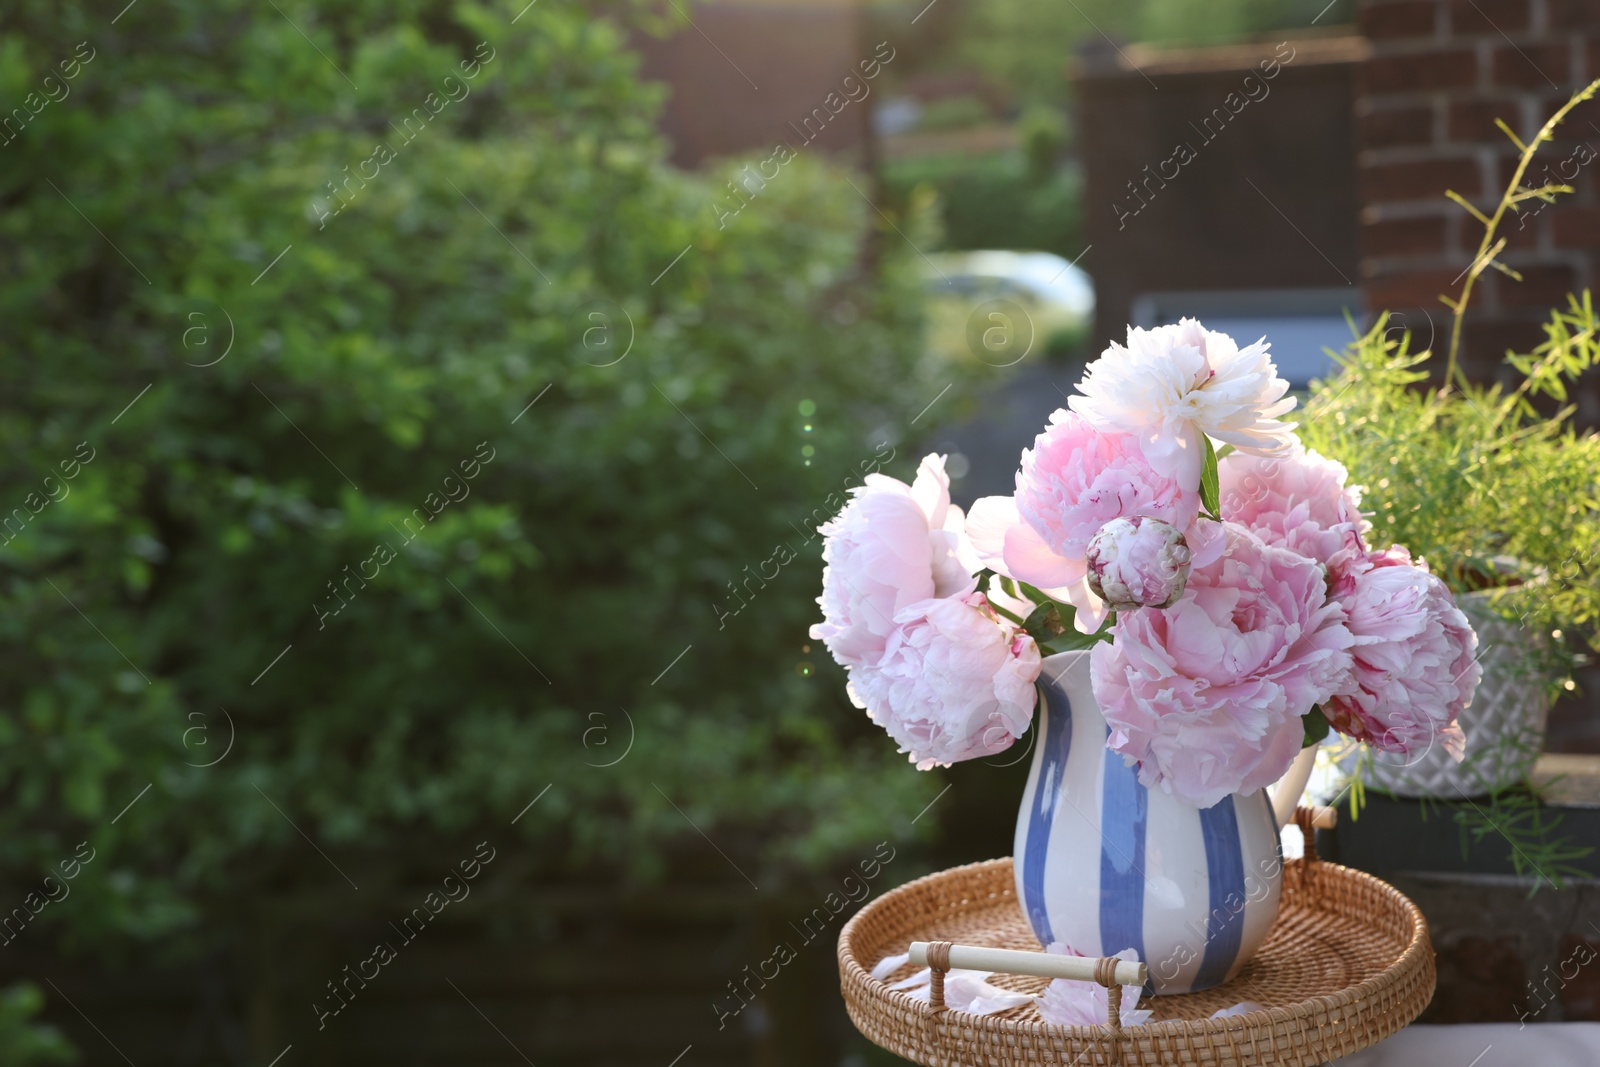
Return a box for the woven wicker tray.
[838,834,1435,1066]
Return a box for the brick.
[1493,44,1571,88]
[1553,93,1600,137]
[1422,935,1528,1024]
[1554,205,1600,246]
[1364,266,1469,310]
[1365,214,1450,256]
[1496,151,1554,193]
[1460,320,1548,371]
[1496,151,1522,192]
[1500,207,1544,248]
[1363,103,1436,147]
[1526,115,1600,177]
[1449,0,1530,34]
[1558,936,1600,1020]
[1547,0,1600,30]
[1584,150,1600,198]
[1520,142,1596,193]
[1364,156,1483,202]
[1449,98,1525,142]
[1495,146,1595,201]
[1496,263,1578,305]
[1364,49,1479,94]
[1361,1,1440,39]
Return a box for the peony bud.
[1085,517,1192,610]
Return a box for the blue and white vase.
[1013,650,1285,996]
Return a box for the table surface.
[1334,1023,1600,1066]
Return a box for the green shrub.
[0,0,951,1055]
[915,93,991,131]
[0,985,73,1066]
[883,152,1082,256]
[1019,104,1069,182]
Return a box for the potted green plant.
[1300,82,1600,882]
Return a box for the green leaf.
[1017,581,1054,606]
[1301,706,1331,748]
[1023,599,1072,640]
[1200,435,1220,517]
[1034,609,1115,654]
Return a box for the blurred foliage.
[0,984,74,1066]
[914,93,991,132]
[0,0,961,1055]
[883,152,1081,257]
[1019,104,1069,183]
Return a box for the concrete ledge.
[1324,754,1600,880]
[1533,754,1600,809]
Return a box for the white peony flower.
[1068,318,1297,488]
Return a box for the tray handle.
[1294,803,1335,863]
[909,940,1145,1048]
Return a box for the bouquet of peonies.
[812,320,1482,808]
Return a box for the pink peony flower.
[1086,517,1192,610]
[811,454,973,669]
[964,410,1222,623]
[1092,523,1355,808]
[848,592,1042,769]
[1324,546,1479,759]
[1069,319,1297,487]
[1219,444,1369,598]
[1034,946,1153,1027]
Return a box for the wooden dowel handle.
[908,941,1148,988]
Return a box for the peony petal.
[1003,521,1085,590]
[850,592,1043,768]
[1060,575,1109,632]
[1188,517,1227,568]
[911,453,952,529]
[1094,523,1356,807]
[963,495,1022,575]
[1033,945,1151,1027]
[1323,547,1479,758]
[872,951,912,981]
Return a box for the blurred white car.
[922,250,1095,367]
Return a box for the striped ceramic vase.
[1013,650,1284,996]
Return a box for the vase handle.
[1268,743,1339,831]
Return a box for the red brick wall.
[1357,0,1600,406]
